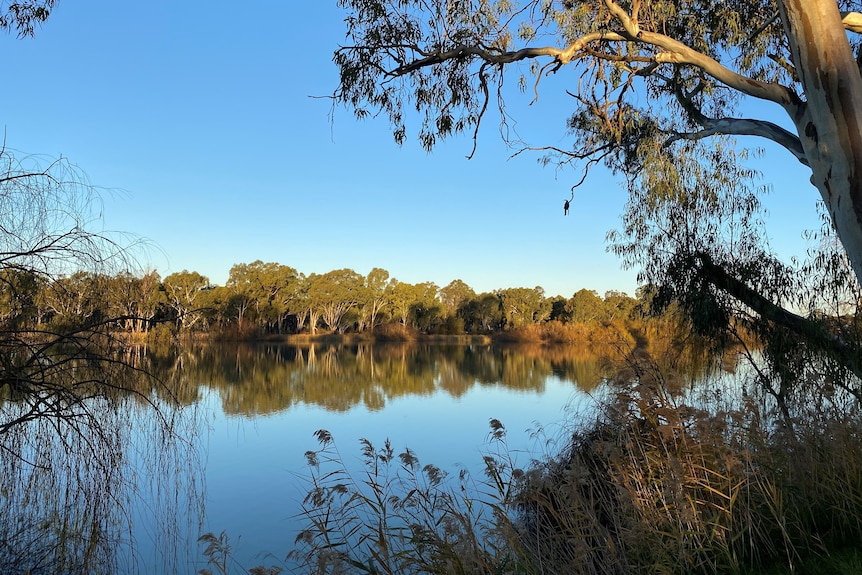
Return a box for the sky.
[0,1,823,298]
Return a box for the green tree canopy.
[163,270,210,330]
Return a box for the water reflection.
[0,340,718,573]
[0,394,205,575]
[165,342,612,416]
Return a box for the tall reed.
[284,353,862,575]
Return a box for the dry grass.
[281,355,862,575]
[199,330,862,575]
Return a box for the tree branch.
[842,11,862,34]
[666,116,808,166]
[390,15,801,118]
[392,32,625,75]
[695,252,862,382]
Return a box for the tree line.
[0,260,655,338]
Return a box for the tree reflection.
[0,358,205,574]
[166,340,719,416]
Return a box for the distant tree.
[0,268,44,328]
[137,269,166,332]
[439,279,476,316]
[498,286,548,328]
[225,260,302,333]
[548,295,571,323]
[603,290,637,320]
[224,262,258,329]
[44,271,109,328]
[163,270,210,331]
[106,271,142,332]
[408,281,440,330]
[308,268,364,333]
[460,292,504,333]
[567,289,607,324]
[360,267,391,332]
[386,280,419,325]
[292,275,313,334]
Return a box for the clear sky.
[0,2,822,298]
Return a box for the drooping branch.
[695,252,862,383]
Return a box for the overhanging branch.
[695,252,862,382]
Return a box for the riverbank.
[189,318,700,348]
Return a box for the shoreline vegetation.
[3,266,860,574]
[198,321,862,575]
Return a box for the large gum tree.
[332,0,862,389]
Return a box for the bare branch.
[666,117,808,165]
[392,31,623,76]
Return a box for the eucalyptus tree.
[224,262,258,329]
[43,271,110,327]
[360,267,392,332]
[332,0,862,385]
[0,267,44,327]
[308,268,365,333]
[439,278,477,316]
[460,292,505,332]
[292,274,313,333]
[267,263,304,333]
[137,269,166,333]
[332,0,862,276]
[386,279,420,325]
[224,260,302,333]
[498,286,549,328]
[567,288,608,324]
[407,280,442,330]
[163,270,210,331]
[106,271,145,332]
[603,290,637,320]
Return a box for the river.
[0,340,712,574]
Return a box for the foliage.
[609,141,862,407]
[0,0,56,37]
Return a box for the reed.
[201,336,862,574]
[281,358,862,575]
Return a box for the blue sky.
[0,2,821,298]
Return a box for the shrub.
[374,322,419,342]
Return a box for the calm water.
[3,340,693,573]
[190,342,602,572]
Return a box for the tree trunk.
[779,0,862,285]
